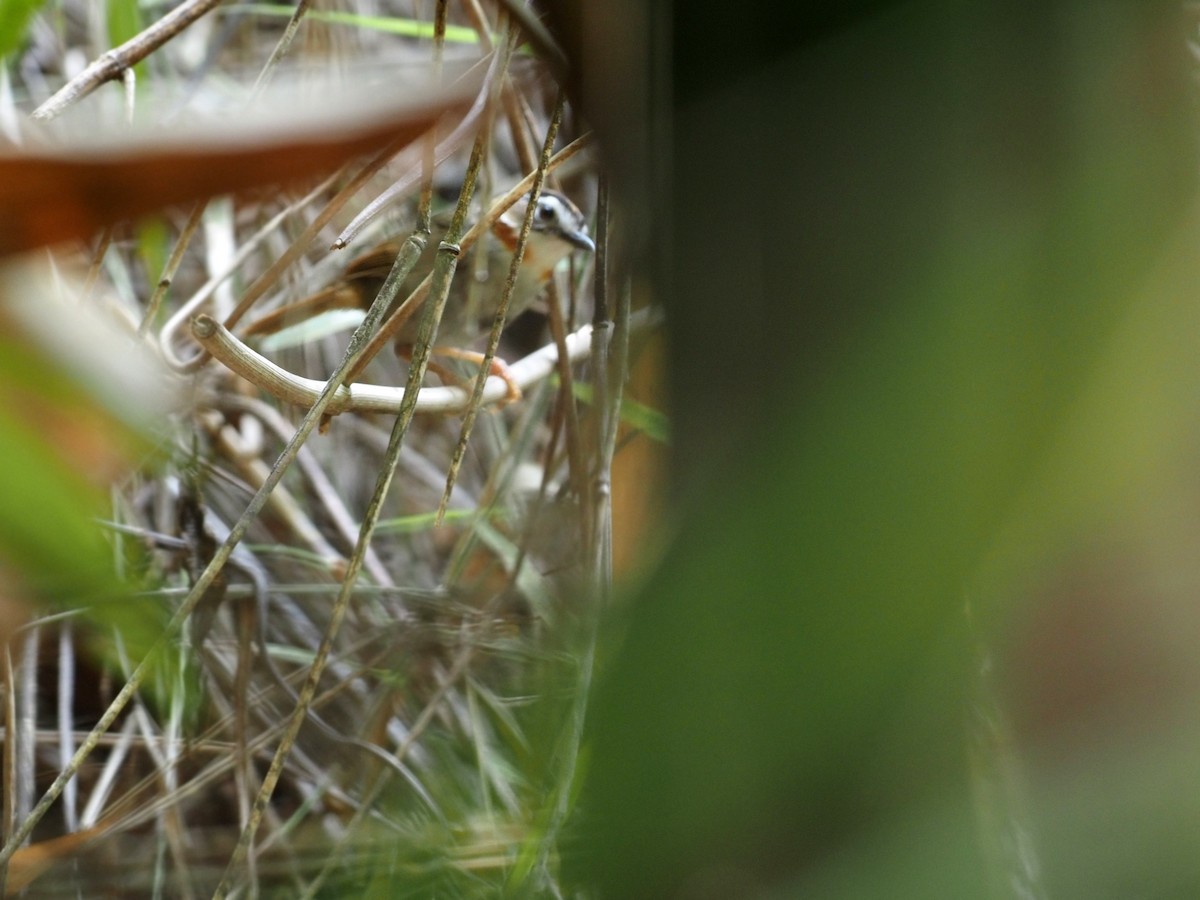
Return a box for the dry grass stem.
[0,3,656,893]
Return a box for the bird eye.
[537,201,556,221]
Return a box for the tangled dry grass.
[0,2,654,895]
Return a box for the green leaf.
[136,216,168,296]
[375,507,492,534]
[0,405,170,672]
[572,381,670,443]
[106,0,138,45]
[235,3,481,44]
[0,405,117,604]
[107,0,147,80]
[0,0,46,59]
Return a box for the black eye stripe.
[510,192,586,235]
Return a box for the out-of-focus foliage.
[0,260,175,660]
[0,0,45,59]
[565,1,1200,897]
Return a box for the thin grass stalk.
[210,110,497,900]
[205,420,343,565]
[501,81,540,174]
[139,201,206,336]
[33,0,224,119]
[79,717,137,828]
[15,629,36,832]
[587,175,613,559]
[233,596,255,830]
[493,0,568,78]
[54,624,77,833]
[121,65,135,124]
[459,0,495,54]
[521,177,623,894]
[252,0,313,95]
[465,685,496,822]
[417,0,450,233]
[542,262,591,521]
[81,226,114,303]
[0,650,14,895]
[436,90,566,524]
[112,633,194,896]
[216,395,394,587]
[204,198,239,320]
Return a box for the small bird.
[243,190,594,397]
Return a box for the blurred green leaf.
[106,0,147,80]
[136,216,168,295]
[375,507,487,534]
[572,381,670,443]
[237,3,480,44]
[0,404,117,602]
[0,0,45,59]
[577,2,1197,897]
[0,402,170,669]
[106,0,138,44]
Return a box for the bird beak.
[564,229,596,253]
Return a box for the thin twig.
[501,80,540,175]
[57,624,78,832]
[33,0,224,120]
[15,630,36,835]
[493,0,568,78]
[527,179,626,890]
[80,227,114,303]
[436,92,566,523]
[459,0,495,54]
[139,201,206,337]
[215,395,395,588]
[544,267,589,512]
[233,590,255,845]
[0,651,14,896]
[586,175,613,554]
[252,0,313,96]
[191,308,658,415]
